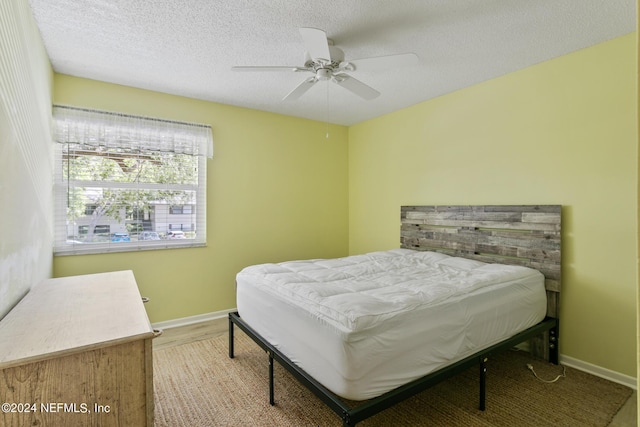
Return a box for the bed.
[229,205,561,426]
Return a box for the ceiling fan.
[232,27,419,101]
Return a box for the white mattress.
[236,249,546,400]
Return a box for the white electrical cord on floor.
[527,363,566,383]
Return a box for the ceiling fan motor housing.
[304,45,345,68]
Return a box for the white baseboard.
[151,308,236,330]
[560,354,637,390]
[153,311,638,390]
[509,343,636,390]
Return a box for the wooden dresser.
[0,271,156,427]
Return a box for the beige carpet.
[154,331,632,426]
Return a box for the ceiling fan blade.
[332,74,380,100]
[299,27,331,61]
[341,53,419,72]
[232,66,307,72]
[283,77,318,101]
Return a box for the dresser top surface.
[0,270,154,368]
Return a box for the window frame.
[52,106,212,256]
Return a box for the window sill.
[54,241,206,256]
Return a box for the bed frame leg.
[479,356,487,411]
[549,323,559,365]
[268,352,275,406]
[228,313,235,359]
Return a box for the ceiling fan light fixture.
[316,68,332,81]
[339,62,355,72]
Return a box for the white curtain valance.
[53,105,213,158]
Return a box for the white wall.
[0,0,54,318]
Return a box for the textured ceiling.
[28,0,636,126]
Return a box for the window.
[53,105,213,255]
[85,204,98,215]
[169,205,193,215]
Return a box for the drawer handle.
[142,297,150,303]
[153,328,163,338]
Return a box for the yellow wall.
[53,75,349,323]
[349,34,637,376]
[636,0,640,420]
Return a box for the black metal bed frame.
[229,311,559,427]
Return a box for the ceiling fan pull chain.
[326,82,330,139]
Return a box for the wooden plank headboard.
[400,205,561,318]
